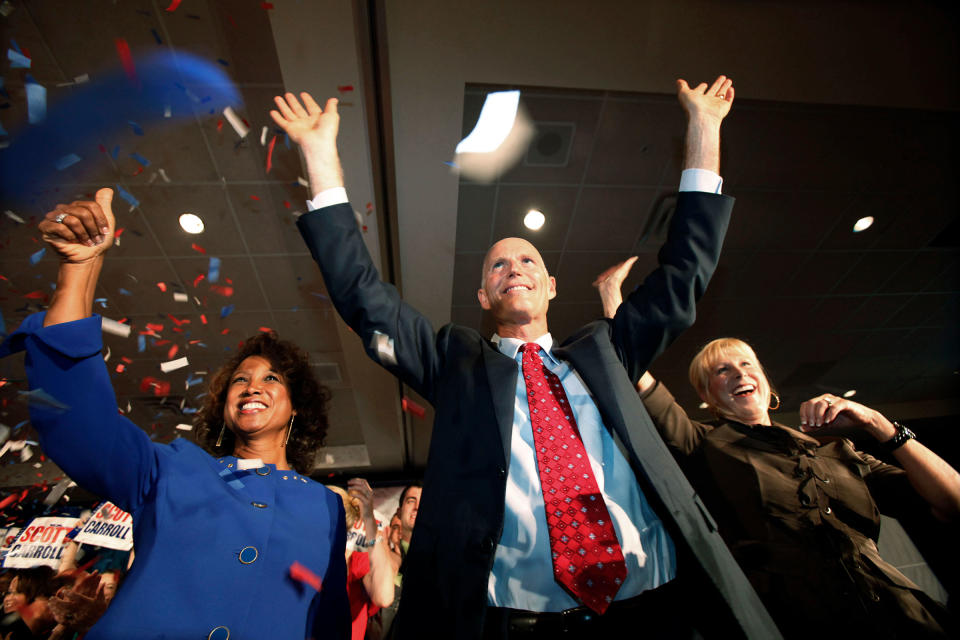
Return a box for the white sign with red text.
[2,517,77,569]
[74,502,133,551]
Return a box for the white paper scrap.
[160,357,189,373]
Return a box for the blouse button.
[238,546,259,564]
[255,466,271,476]
[208,626,230,640]
[251,501,268,509]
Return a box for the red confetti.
[140,377,171,397]
[0,494,18,510]
[146,322,164,333]
[193,274,206,288]
[165,0,182,11]
[220,328,230,335]
[114,38,137,85]
[337,85,354,93]
[200,314,208,324]
[115,227,126,238]
[115,364,126,373]
[289,562,322,591]
[167,344,179,360]
[217,119,223,133]
[191,243,207,254]
[366,202,373,210]
[98,144,107,153]
[168,314,190,326]
[121,357,133,364]
[132,166,144,177]
[157,282,167,292]
[261,2,274,9]
[226,277,233,285]
[227,15,238,28]
[401,397,426,419]
[23,291,47,300]
[258,326,272,333]
[250,195,260,201]
[283,200,291,209]
[154,340,170,346]
[265,134,277,174]
[210,285,234,297]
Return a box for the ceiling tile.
[564,187,659,252]
[492,185,578,251]
[455,184,497,253]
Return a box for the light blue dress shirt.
[486,334,676,612]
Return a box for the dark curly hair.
[195,331,330,475]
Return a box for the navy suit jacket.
[297,193,780,639]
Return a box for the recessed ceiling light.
[524,209,545,231]
[853,216,874,233]
[842,389,857,398]
[179,213,204,234]
[698,402,709,409]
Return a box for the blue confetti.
[443,161,459,168]
[110,145,120,160]
[217,58,229,66]
[7,49,30,69]
[207,256,221,283]
[138,334,146,352]
[284,133,291,150]
[220,304,234,319]
[151,28,163,45]
[185,374,205,389]
[9,39,22,54]
[13,420,29,433]
[128,121,144,136]
[118,288,132,296]
[29,247,46,265]
[115,183,139,208]
[26,80,46,124]
[18,388,70,413]
[94,297,107,308]
[55,153,82,170]
[129,151,151,167]
[182,407,198,414]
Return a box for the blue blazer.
[297,196,781,639]
[3,314,350,640]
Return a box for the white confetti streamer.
[101,318,131,338]
[160,356,189,373]
[223,106,249,138]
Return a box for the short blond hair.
[688,338,777,412]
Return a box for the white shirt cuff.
[306,187,349,211]
[679,168,723,194]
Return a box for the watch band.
[880,421,916,454]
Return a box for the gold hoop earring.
[283,414,295,448]
[215,424,226,448]
[769,392,781,411]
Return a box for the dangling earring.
[215,424,226,448]
[283,414,295,448]
[769,392,781,411]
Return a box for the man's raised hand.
[270,92,339,150]
[677,75,734,124]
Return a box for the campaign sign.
[0,527,21,563]
[3,517,77,569]
[74,502,133,551]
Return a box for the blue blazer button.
[208,626,230,640]
[239,546,259,564]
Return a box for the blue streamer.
[55,153,81,170]
[129,151,151,166]
[25,80,46,124]
[128,121,144,136]
[29,247,45,265]
[138,334,146,352]
[115,184,139,209]
[7,49,30,69]
[1,50,240,196]
[207,256,221,284]
[220,304,234,319]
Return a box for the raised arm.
[273,92,444,402]
[800,395,960,521]
[348,478,396,608]
[2,191,160,512]
[677,75,733,173]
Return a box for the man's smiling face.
[477,237,556,326]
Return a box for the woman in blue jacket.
[1,188,350,640]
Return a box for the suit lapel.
[482,344,519,465]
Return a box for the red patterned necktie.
[520,342,626,614]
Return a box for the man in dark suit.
[272,76,780,639]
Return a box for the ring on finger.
[825,398,834,406]
[54,213,69,224]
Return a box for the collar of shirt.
[491,333,560,367]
